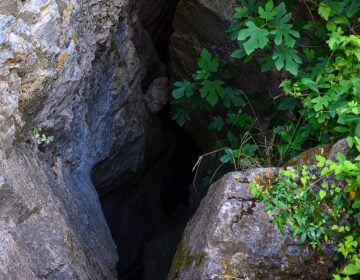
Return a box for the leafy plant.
[171,1,360,277]
[251,145,360,279]
[33,127,54,145]
[171,48,262,168]
[228,0,302,75]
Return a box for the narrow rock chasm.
[97,121,200,280]
[90,1,202,279]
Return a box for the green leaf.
[355,122,360,137]
[319,189,326,200]
[300,78,319,93]
[199,80,225,106]
[209,116,225,131]
[237,21,270,55]
[220,148,233,163]
[277,95,298,110]
[227,131,238,144]
[198,49,219,73]
[172,80,195,99]
[258,0,277,21]
[231,48,246,59]
[233,6,249,19]
[272,2,292,25]
[271,24,300,48]
[338,114,360,125]
[223,87,245,108]
[318,4,331,21]
[334,126,350,133]
[353,198,360,209]
[272,47,302,75]
[243,143,257,156]
[171,107,190,126]
[342,264,360,275]
[337,153,346,163]
[303,48,315,61]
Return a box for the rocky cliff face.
[0,0,160,278]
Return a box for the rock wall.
[0,0,162,278]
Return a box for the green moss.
[167,238,208,280]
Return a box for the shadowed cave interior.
[90,1,205,279]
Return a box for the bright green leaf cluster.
[228,0,302,75]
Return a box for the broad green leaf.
[209,116,225,131]
[271,24,300,48]
[260,55,274,72]
[231,48,246,59]
[199,80,225,106]
[272,2,292,25]
[233,6,249,19]
[353,198,360,209]
[272,47,302,75]
[227,131,238,143]
[342,264,360,275]
[355,122,360,137]
[319,189,326,200]
[345,2,360,17]
[338,113,360,125]
[337,152,346,163]
[243,143,257,156]
[334,126,349,133]
[223,87,245,108]
[258,0,277,21]
[237,21,270,55]
[171,107,190,126]
[198,49,219,73]
[220,148,233,163]
[303,48,315,60]
[172,80,195,99]
[236,0,259,14]
[318,4,331,21]
[277,95,298,110]
[301,78,319,92]
[310,95,331,112]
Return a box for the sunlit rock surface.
[168,170,334,280]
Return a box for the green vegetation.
[33,127,54,145]
[171,0,360,278]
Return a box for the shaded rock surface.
[170,0,281,152]
[0,0,170,278]
[168,169,335,280]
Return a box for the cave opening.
[90,1,206,279]
[96,120,201,280]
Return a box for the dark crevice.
[97,114,200,280]
[91,1,202,279]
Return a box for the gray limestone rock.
[168,169,334,280]
[0,0,157,278]
[144,77,169,114]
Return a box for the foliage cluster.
[171,0,360,278]
[33,127,54,145]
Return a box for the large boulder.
[168,169,334,279]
